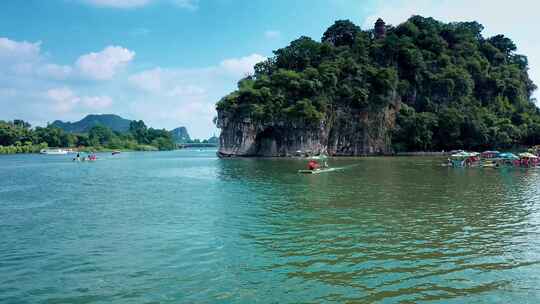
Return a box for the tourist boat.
[518,152,539,167]
[449,149,465,155]
[40,148,68,155]
[447,150,540,169]
[298,167,338,174]
[449,151,480,167]
[487,152,519,168]
[529,145,540,157]
[481,150,500,159]
[497,152,519,160]
[112,151,121,155]
[309,155,329,160]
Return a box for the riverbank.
[0,144,165,155]
[0,143,48,154]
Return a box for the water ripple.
[1,153,540,303]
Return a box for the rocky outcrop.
[217,97,400,157]
[170,126,191,143]
[327,102,399,156]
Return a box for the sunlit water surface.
[1,150,540,303]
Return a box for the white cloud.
[364,0,540,99]
[1,38,133,82]
[81,96,113,109]
[0,88,17,98]
[130,96,214,138]
[84,0,151,8]
[167,85,206,97]
[76,46,135,80]
[129,67,210,98]
[129,53,266,95]
[0,37,122,126]
[0,37,42,77]
[83,0,198,9]
[46,87,113,114]
[264,30,281,40]
[173,0,198,10]
[0,36,259,138]
[219,53,266,77]
[0,37,41,62]
[128,68,163,92]
[127,54,266,137]
[11,63,34,76]
[37,64,73,80]
[46,87,80,113]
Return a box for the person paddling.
[307,159,320,171]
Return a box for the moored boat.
[518,152,539,167]
[445,150,540,168]
[529,145,540,157]
[448,152,480,167]
[298,167,339,174]
[40,148,68,155]
[481,150,500,159]
[489,153,519,168]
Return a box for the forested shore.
[0,119,175,154]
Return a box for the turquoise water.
[1,150,540,303]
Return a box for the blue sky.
[1,0,539,138]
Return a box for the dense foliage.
[216,16,539,151]
[0,119,175,154]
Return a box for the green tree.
[322,20,361,47]
[487,34,516,55]
[129,120,149,144]
[88,125,115,146]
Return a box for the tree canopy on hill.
[217,16,539,151]
[51,114,132,133]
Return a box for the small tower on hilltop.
[374,18,386,39]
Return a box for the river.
[1,150,539,303]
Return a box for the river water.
[1,150,539,303]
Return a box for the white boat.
[40,148,68,155]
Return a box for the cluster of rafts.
[40,148,121,162]
[447,147,540,168]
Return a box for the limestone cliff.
[217,97,400,157]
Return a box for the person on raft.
[307,159,320,171]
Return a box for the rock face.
[170,127,191,143]
[217,97,400,157]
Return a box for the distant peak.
[52,114,132,133]
[84,113,121,119]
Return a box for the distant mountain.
[51,114,132,133]
[170,127,191,143]
[207,135,218,144]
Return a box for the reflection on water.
[1,152,539,303]
[215,157,540,303]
